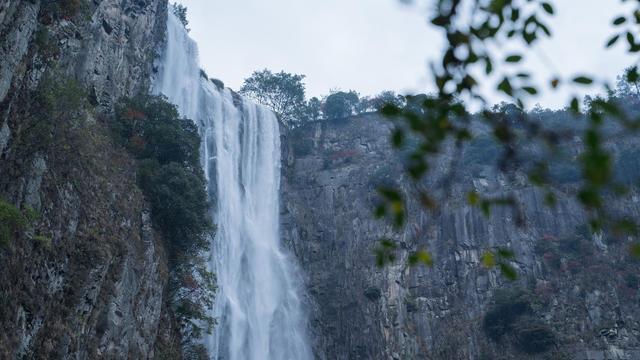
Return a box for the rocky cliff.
[0,0,177,358]
[281,113,640,359]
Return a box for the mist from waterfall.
[153,12,312,360]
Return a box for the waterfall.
[153,12,312,360]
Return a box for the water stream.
[153,12,312,360]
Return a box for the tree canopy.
[240,69,307,126]
[323,90,360,120]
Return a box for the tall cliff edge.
[0,0,178,358]
[282,113,640,360]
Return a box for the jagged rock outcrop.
[281,113,640,359]
[0,0,176,358]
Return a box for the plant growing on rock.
[113,94,216,350]
[374,0,640,277]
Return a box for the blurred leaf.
[544,192,556,206]
[631,243,640,259]
[375,239,398,267]
[391,129,404,148]
[522,86,538,95]
[499,263,518,280]
[613,16,626,26]
[542,2,554,15]
[496,248,514,259]
[431,15,448,27]
[505,54,523,63]
[606,34,620,48]
[578,187,602,208]
[570,97,580,113]
[497,78,513,96]
[573,76,593,85]
[613,219,638,235]
[481,251,496,268]
[626,66,639,82]
[467,191,480,205]
[409,249,433,267]
[481,201,491,216]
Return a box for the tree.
[240,69,307,126]
[324,90,360,119]
[376,0,640,272]
[301,96,323,122]
[113,94,215,352]
[368,91,405,112]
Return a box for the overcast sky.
[178,0,634,109]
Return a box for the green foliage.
[32,234,52,250]
[377,0,640,274]
[112,94,214,350]
[374,238,398,267]
[0,199,28,247]
[172,4,189,29]
[483,289,532,341]
[408,249,433,267]
[240,69,307,126]
[301,97,323,122]
[481,248,518,280]
[324,90,360,120]
[358,91,406,113]
[114,95,200,166]
[12,73,88,161]
[483,288,555,354]
[34,27,59,59]
[138,160,210,256]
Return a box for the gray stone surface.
[281,113,640,359]
[0,0,172,358]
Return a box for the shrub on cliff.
[324,90,360,120]
[113,95,200,166]
[113,94,215,349]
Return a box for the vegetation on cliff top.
[240,69,406,126]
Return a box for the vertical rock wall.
[281,113,640,359]
[0,0,176,358]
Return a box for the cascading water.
[153,12,312,360]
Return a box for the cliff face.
[281,114,640,359]
[0,0,176,358]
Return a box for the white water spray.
[153,12,312,360]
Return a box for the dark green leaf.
[573,76,593,85]
[499,263,518,280]
[505,55,523,63]
[613,16,627,26]
[497,248,515,259]
[542,2,554,15]
[606,34,620,48]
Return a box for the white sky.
[178,0,635,109]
